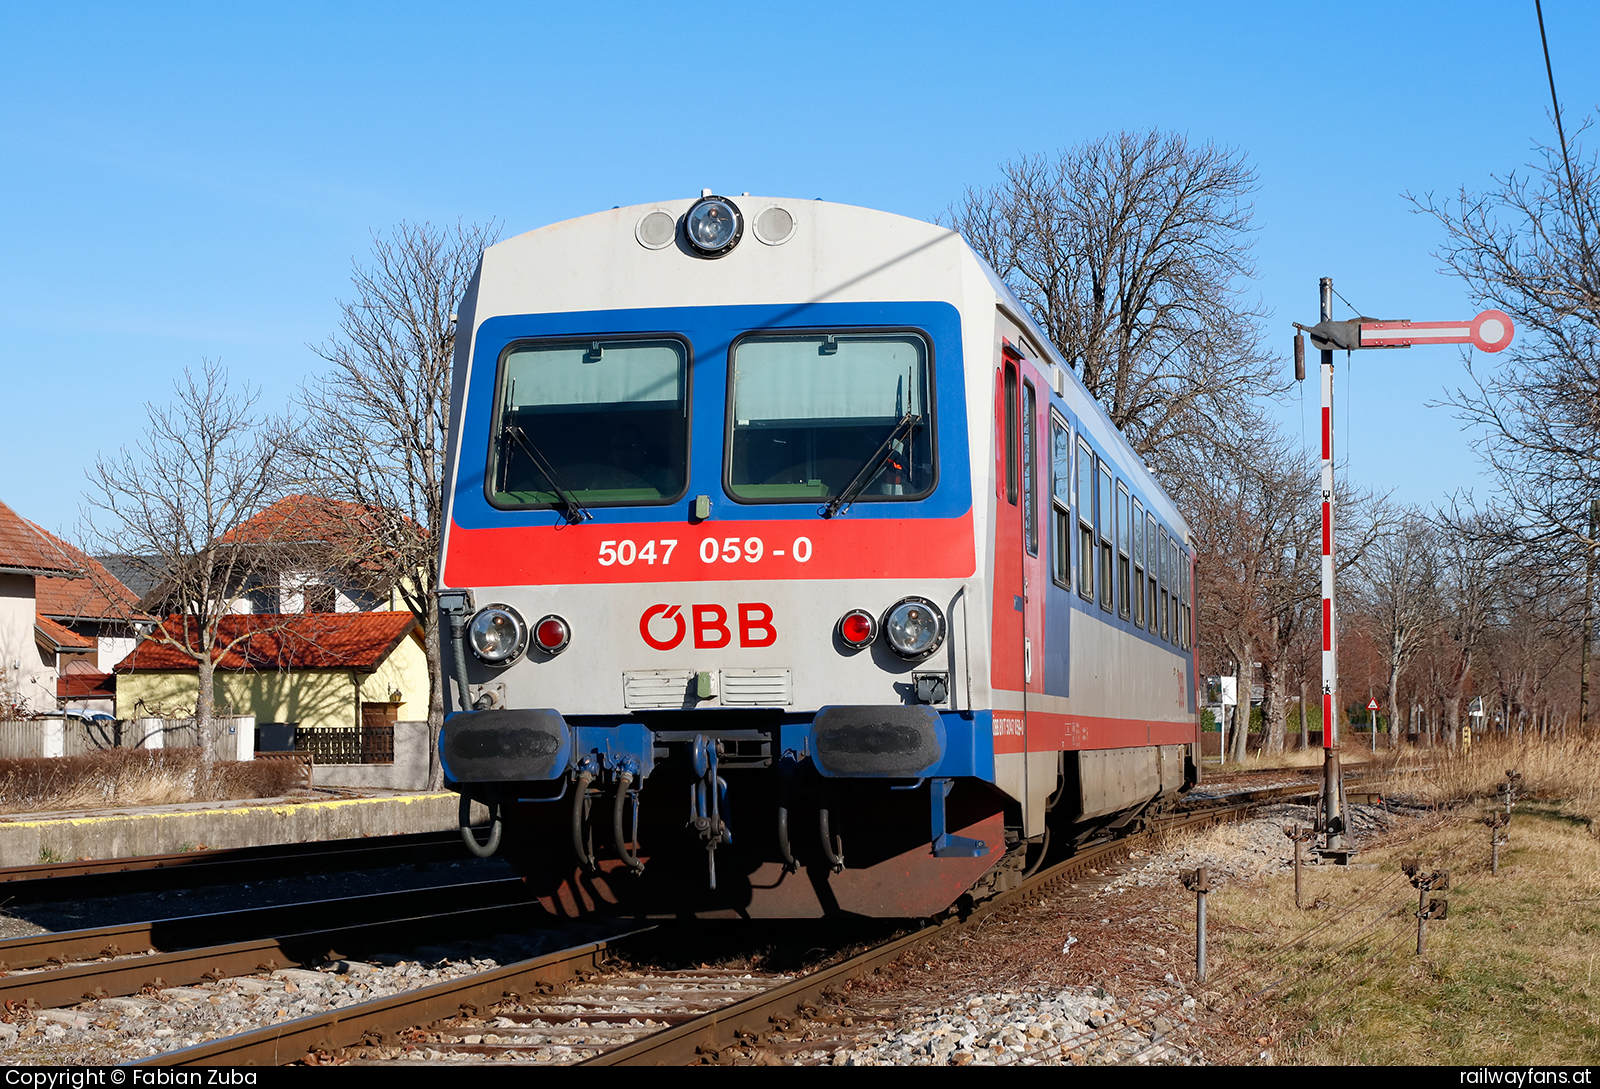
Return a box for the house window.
[306,585,337,613]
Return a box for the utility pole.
[1581,500,1596,731]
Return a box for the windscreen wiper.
[819,411,921,519]
[506,424,592,525]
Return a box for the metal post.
[1416,880,1429,956]
[1403,861,1449,957]
[1370,703,1376,754]
[1318,277,1346,859]
[1183,867,1213,982]
[1486,812,1506,876]
[1285,825,1312,908]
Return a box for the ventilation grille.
[622,670,694,709]
[720,668,792,706]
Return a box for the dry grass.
[1375,734,1600,827]
[1200,805,1600,1065]
[0,749,311,814]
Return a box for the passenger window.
[1146,513,1159,635]
[1179,546,1191,649]
[1050,416,1071,590]
[1116,482,1131,621]
[491,337,689,510]
[1022,381,1037,555]
[727,332,933,503]
[1170,538,1182,645]
[1131,498,1146,628]
[1076,440,1094,600]
[1158,526,1170,640]
[1004,364,1019,505]
[1097,461,1114,613]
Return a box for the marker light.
[684,195,743,257]
[468,604,527,665]
[881,597,945,660]
[533,614,571,655]
[838,609,877,649]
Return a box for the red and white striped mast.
[1316,277,1346,858]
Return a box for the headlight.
[468,604,527,665]
[881,597,945,660]
[684,195,743,257]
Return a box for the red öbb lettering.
[641,603,777,649]
[693,605,731,649]
[639,604,687,650]
[738,603,776,647]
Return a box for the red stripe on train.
[991,710,1198,755]
[443,511,977,587]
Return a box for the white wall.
[0,573,55,713]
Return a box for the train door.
[991,348,1026,746]
[992,339,1049,835]
[1018,359,1050,837]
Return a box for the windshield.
[727,332,934,502]
[489,337,689,508]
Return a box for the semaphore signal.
[1292,282,1515,862]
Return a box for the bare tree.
[948,130,1287,477]
[84,362,286,758]
[1188,426,1387,760]
[1361,509,1440,749]
[289,220,500,790]
[1412,121,1600,727]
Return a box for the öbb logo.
[639,603,776,651]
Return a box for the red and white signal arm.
[1360,309,1514,353]
[1367,698,1380,712]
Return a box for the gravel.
[820,984,1204,1065]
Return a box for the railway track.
[125,785,1312,1067]
[0,771,1372,1064]
[0,830,475,904]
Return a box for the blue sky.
[2,1,1596,538]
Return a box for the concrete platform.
[0,790,483,869]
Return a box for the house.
[213,494,420,616]
[31,523,147,671]
[0,500,85,715]
[114,611,426,732]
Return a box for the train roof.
[470,196,1188,542]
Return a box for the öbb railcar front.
[436,195,1199,918]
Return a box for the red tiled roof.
[35,614,94,652]
[118,611,421,672]
[219,495,424,547]
[59,672,116,700]
[29,523,145,622]
[0,501,79,577]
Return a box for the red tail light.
[838,609,877,648]
[534,615,571,654]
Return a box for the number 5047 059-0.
[596,536,813,567]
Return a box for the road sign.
[1359,309,1514,353]
[1367,698,1380,712]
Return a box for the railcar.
[435,194,1199,918]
